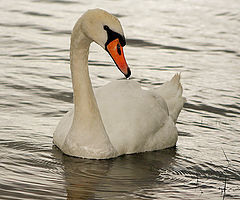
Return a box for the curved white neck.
[67,27,117,158]
[70,29,104,128]
[70,34,96,118]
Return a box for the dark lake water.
[0,0,240,199]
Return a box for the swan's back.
[95,79,179,155]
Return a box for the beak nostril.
[117,43,121,55]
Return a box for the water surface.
[0,0,240,199]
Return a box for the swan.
[53,8,186,159]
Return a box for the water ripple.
[127,38,199,52]
[33,0,79,4]
[184,103,240,117]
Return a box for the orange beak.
[106,38,131,78]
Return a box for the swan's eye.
[117,43,121,55]
[104,25,109,30]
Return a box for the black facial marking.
[104,25,109,30]
[103,25,126,50]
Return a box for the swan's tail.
[153,73,186,123]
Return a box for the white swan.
[53,9,186,159]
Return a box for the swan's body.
[53,9,186,159]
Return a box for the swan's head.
[76,9,131,78]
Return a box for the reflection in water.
[53,146,176,199]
